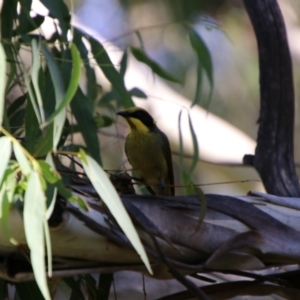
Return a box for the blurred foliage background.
[74,0,300,160]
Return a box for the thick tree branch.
[243,0,300,196]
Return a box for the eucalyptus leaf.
[189,27,213,106]
[79,150,152,274]
[24,171,50,300]
[0,137,12,185]
[42,44,81,149]
[13,142,31,176]
[0,189,11,236]
[129,87,148,99]
[39,0,70,41]
[131,47,180,83]
[89,37,134,108]
[71,88,102,165]
[0,43,6,126]
[120,50,128,78]
[187,113,199,174]
[31,39,45,123]
[0,0,17,39]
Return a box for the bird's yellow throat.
[127,117,151,133]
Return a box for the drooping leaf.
[79,150,152,274]
[71,88,101,165]
[39,0,70,41]
[13,142,31,176]
[189,27,213,107]
[98,90,122,107]
[89,37,134,108]
[0,190,11,236]
[131,47,180,83]
[0,0,17,39]
[14,0,43,36]
[0,137,12,185]
[43,43,81,125]
[25,91,41,153]
[7,94,27,119]
[15,14,45,36]
[0,43,6,126]
[193,186,207,232]
[119,49,128,79]
[187,113,199,174]
[129,87,148,99]
[42,44,81,149]
[33,124,54,157]
[31,38,45,123]
[73,29,97,110]
[24,171,50,300]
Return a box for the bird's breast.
[125,131,167,181]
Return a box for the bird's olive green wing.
[159,129,175,196]
[124,137,156,195]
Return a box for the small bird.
[117,107,174,196]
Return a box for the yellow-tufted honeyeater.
[117,107,174,196]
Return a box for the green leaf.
[0,190,11,236]
[189,27,213,106]
[24,171,50,300]
[13,142,31,176]
[129,87,148,99]
[25,91,41,152]
[31,39,45,123]
[187,113,199,174]
[39,0,70,41]
[0,0,17,39]
[0,137,12,185]
[44,43,81,124]
[119,50,128,78]
[38,158,83,209]
[178,111,194,194]
[98,90,122,107]
[40,45,65,109]
[79,152,152,275]
[15,14,44,36]
[71,88,102,165]
[7,94,27,118]
[89,37,134,108]
[0,43,6,126]
[181,170,196,195]
[131,47,180,83]
[42,43,81,149]
[73,29,96,109]
[3,44,17,95]
[178,110,184,179]
[33,124,54,157]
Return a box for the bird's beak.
[116,111,129,118]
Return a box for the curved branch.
[243,0,300,196]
